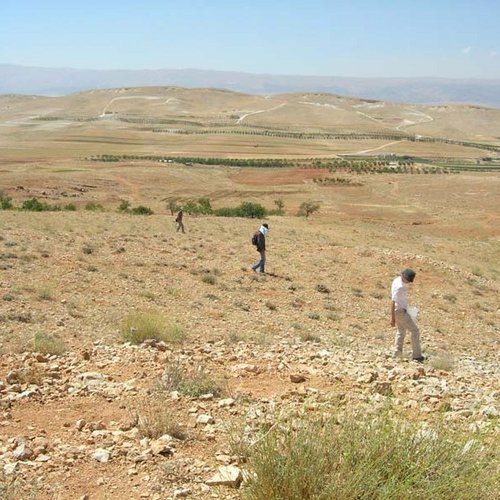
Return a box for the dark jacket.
[256,231,266,252]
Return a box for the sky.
[1,0,499,78]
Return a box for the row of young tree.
[150,128,411,141]
[89,154,296,168]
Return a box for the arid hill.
[0,86,498,499]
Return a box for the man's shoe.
[412,356,425,363]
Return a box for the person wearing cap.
[251,223,269,273]
[391,268,424,362]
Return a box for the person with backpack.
[251,223,269,273]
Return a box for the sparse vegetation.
[201,272,217,285]
[298,201,320,217]
[85,201,104,211]
[32,332,66,355]
[118,200,153,215]
[131,394,188,440]
[120,311,185,345]
[161,361,225,397]
[242,412,499,499]
[429,351,456,372]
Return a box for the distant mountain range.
[1,64,499,108]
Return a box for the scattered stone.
[206,465,243,488]
[92,448,111,463]
[196,414,215,425]
[13,443,34,460]
[150,435,174,456]
[290,374,306,383]
[173,488,192,498]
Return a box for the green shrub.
[121,311,185,344]
[85,201,104,211]
[213,207,240,217]
[214,201,267,218]
[0,194,14,210]
[22,198,51,211]
[64,203,77,211]
[32,332,66,355]
[242,412,499,499]
[237,201,267,218]
[118,200,131,212]
[131,205,154,215]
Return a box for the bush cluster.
[243,412,499,499]
[118,200,154,215]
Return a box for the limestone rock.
[206,465,243,488]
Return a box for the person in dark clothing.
[175,209,185,233]
[252,223,269,273]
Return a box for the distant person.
[251,223,269,273]
[175,209,185,233]
[391,268,424,362]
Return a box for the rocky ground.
[0,179,499,498]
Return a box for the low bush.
[242,412,499,499]
[214,201,267,218]
[32,332,66,355]
[22,198,54,211]
[85,201,104,211]
[131,205,154,215]
[0,194,14,210]
[131,394,189,440]
[117,200,153,215]
[120,311,185,345]
[117,200,131,212]
[162,361,225,397]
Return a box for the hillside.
[1,87,499,164]
[0,86,499,498]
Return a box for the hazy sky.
[1,0,499,78]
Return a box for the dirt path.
[100,96,163,117]
[355,140,403,155]
[236,103,286,124]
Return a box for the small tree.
[118,200,131,213]
[273,199,285,215]
[167,199,181,215]
[298,201,320,218]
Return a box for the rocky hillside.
[0,206,498,498]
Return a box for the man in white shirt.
[391,268,424,362]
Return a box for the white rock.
[173,488,192,498]
[196,414,214,425]
[218,398,235,408]
[206,465,243,488]
[92,448,111,463]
